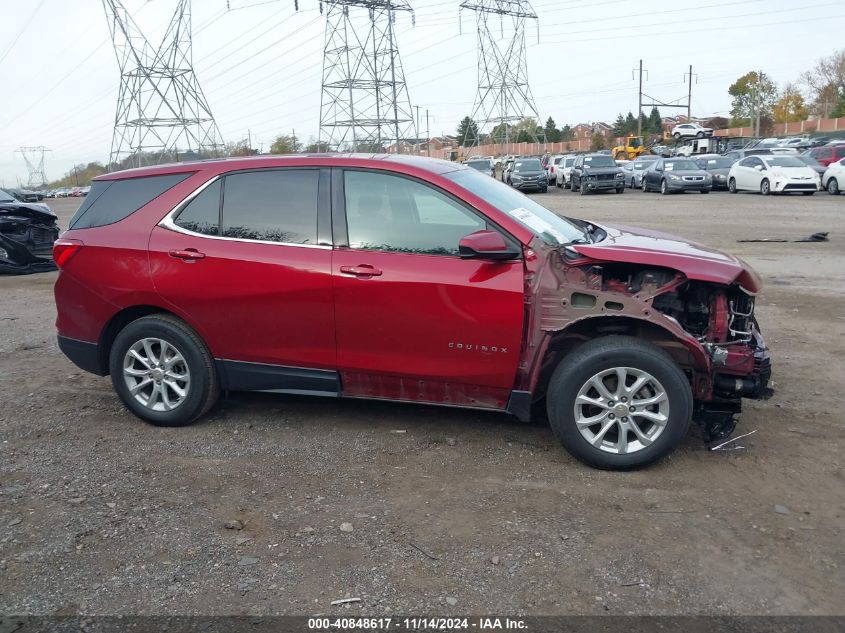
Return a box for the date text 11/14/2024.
[308,617,528,630]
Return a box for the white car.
[822,157,845,195]
[727,155,821,195]
[671,123,713,139]
[546,154,566,184]
[554,155,576,187]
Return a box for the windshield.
[698,157,734,169]
[583,155,616,168]
[0,188,16,202]
[797,156,821,167]
[445,169,587,245]
[466,161,490,172]
[634,160,656,170]
[664,159,698,171]
[564,158,575,167]
[767,157,806,168]
[513,159,542,172]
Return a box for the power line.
[0,0,48,65]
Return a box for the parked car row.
[44,186,90,198]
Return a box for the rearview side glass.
[70,173,192,229]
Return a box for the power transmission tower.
[460,0,542,147]
[318,0,417,153]
[14,146,51,188]
[102,0,223,170]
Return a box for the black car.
[0,188,59,274]
[507,158,548,192]
[694,156,736,190]
[569,154,625,194]
[641,158,712,194]
[7,188,43,202]
[464,158,494,177]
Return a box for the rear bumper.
[58,335,107,376]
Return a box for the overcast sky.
[1,0,844,185]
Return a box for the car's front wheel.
[828,178,840,195]
[660,179,669,195]
[760,178,770,195]
[728,177,738,193]
[641,178,648,192]
[546,336,693,470]
[109,314,219,427]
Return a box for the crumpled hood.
[0,201,57,222]
[572,223,762,293]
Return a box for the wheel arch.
[97,305,183,375]
[530,315,708,406]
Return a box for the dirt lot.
[1,188,843,616]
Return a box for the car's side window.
[174,180,221,236]
[220,170,318,244]
[343,171,487,256]
[739,157,754,168]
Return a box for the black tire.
[696,131,704,138]
[660,179,669,195]
[700,189,710,194]
[616,187,624,194]
[556,178,562,188]
[828,177,840,195]
[760,178,770,195]
[580,181,588,195]
[802,191,814,196]
[728,178,738,193]
[539,186,548,193]
[546,336,693,470]
[641,178,648,192]
[673,132,681,140]
[109,314,219,427]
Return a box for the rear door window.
[70,173,191,229]
[220,170,318,244]
[174,180,221,236]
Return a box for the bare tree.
[800,48,845,117]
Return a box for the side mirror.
[655,166,663,172]
[459,230,520,261]
[754,165,763,171]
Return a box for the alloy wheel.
[123,338,191,411]
[573,367,670,455]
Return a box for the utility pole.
[687,64,693,121]
[414,105,420,155]
[292,128,297,152]
[637,60,643,136]
[425,109,430,157]
[247,129,252,152]
[755,69,763,137]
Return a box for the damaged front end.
[0,201,60,274]
[519,224,773,447]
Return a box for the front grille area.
[30,225,57,244]
[782,183,816,191]
[683,176,704,181]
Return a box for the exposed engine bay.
[580,263,773,443]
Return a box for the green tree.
[773,84,809,123]
[48,161,108,188]
[611,113,626,137]
[590,133,606,151]
[728,71,778,126]
[457,116,479,145]
[625,112,638,135]
[560,124,574,141]
[647,107,662,134]
[832,87,845,117]
[269,134,300,154]
[544,116,560,142]
[490,121,511,143]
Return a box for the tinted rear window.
[70,173,191,229]
[221,170,318,244]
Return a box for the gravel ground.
[1,188,843,616]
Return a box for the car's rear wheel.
[728,177,738,193]
[760,178,770,195]
[109,314,219,427]
[546,336,692,470]
[828,178,840,195]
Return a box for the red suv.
[54,155,772,469]
[806,143,845,167]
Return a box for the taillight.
[53,239,83,268]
